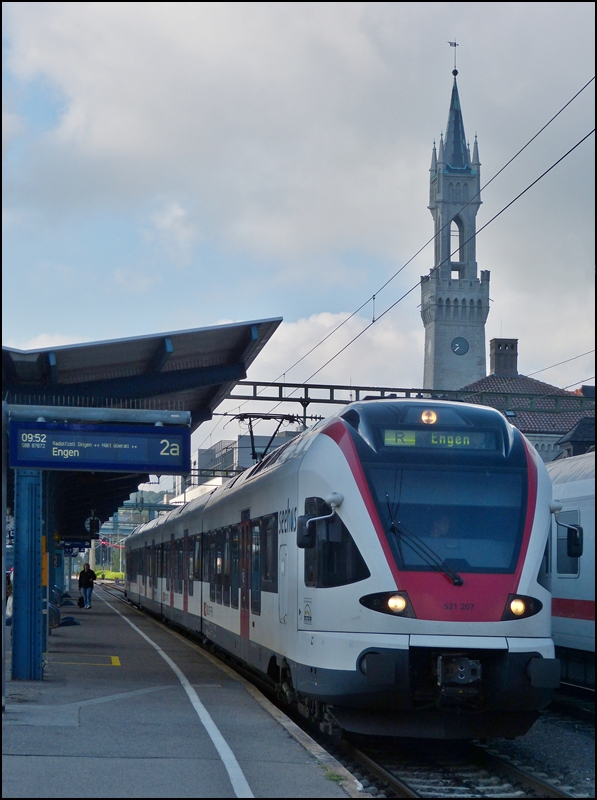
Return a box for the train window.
[231,525,240,609]
[194,536,202,581]
[366,466,526,574]
[556,510,580,576]
[186,531,194,597]
[164,541,171,591]
[304,498,370,588]
[261,514,278,593]
[208,531,216,602]
[251,521,261,614]
[223,528,231,606]
[305,542,316,588]
[150,544,157,589]
[202,531,210,583]
[214,529,223,604]
[537,539,551,589]
[175,540,184,594]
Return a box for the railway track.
[335,737,580,798]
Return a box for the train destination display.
[10,421,190,474]
[383,429,498,450]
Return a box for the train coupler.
[437,654,482,686]
[436,654,482,707]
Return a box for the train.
[125,398,561,739]
[545,450,595,689]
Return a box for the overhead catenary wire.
[526,350,595,377]
[529,375,596,402]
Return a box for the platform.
[3,584,362,799]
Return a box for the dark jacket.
[79,568,97,589]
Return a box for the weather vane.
[448,40,459,74]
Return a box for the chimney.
[489,338,518,377]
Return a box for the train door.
[279,545,288,624]
[240,513,251,654]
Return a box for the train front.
[295,399,560,739]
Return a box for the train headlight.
[387,594,407,613]
[510,598,526,616]
[421,410,438,424]
[360,591,416,618]
[502,594,543,621]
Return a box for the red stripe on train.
[552,598,595,621]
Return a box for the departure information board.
[9,421,191,474]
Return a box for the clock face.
[451,336,469,355]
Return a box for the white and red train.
[126,399,561,739]
[545,450,595,689]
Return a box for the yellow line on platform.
[45,654,121,667]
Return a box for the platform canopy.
[3,318,282,534]
[3,317,282,431]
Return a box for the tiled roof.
[457,374,594,435]
[555,416,595,445]
[499,409,593,435]
[461,373,572,397]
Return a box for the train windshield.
[366,465,526,573]
[342,402,528,574]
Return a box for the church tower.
[421,69,490,389]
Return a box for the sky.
[2,2,595,474]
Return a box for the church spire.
[444,72,468,169]
[421,62,490,391]
[472,133,480,166]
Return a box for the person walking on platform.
[79,563,97,609]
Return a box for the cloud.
[5,2,591,261]
[2,3,594,414]
[146,202,200,266]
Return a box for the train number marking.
[444,603,475,611]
